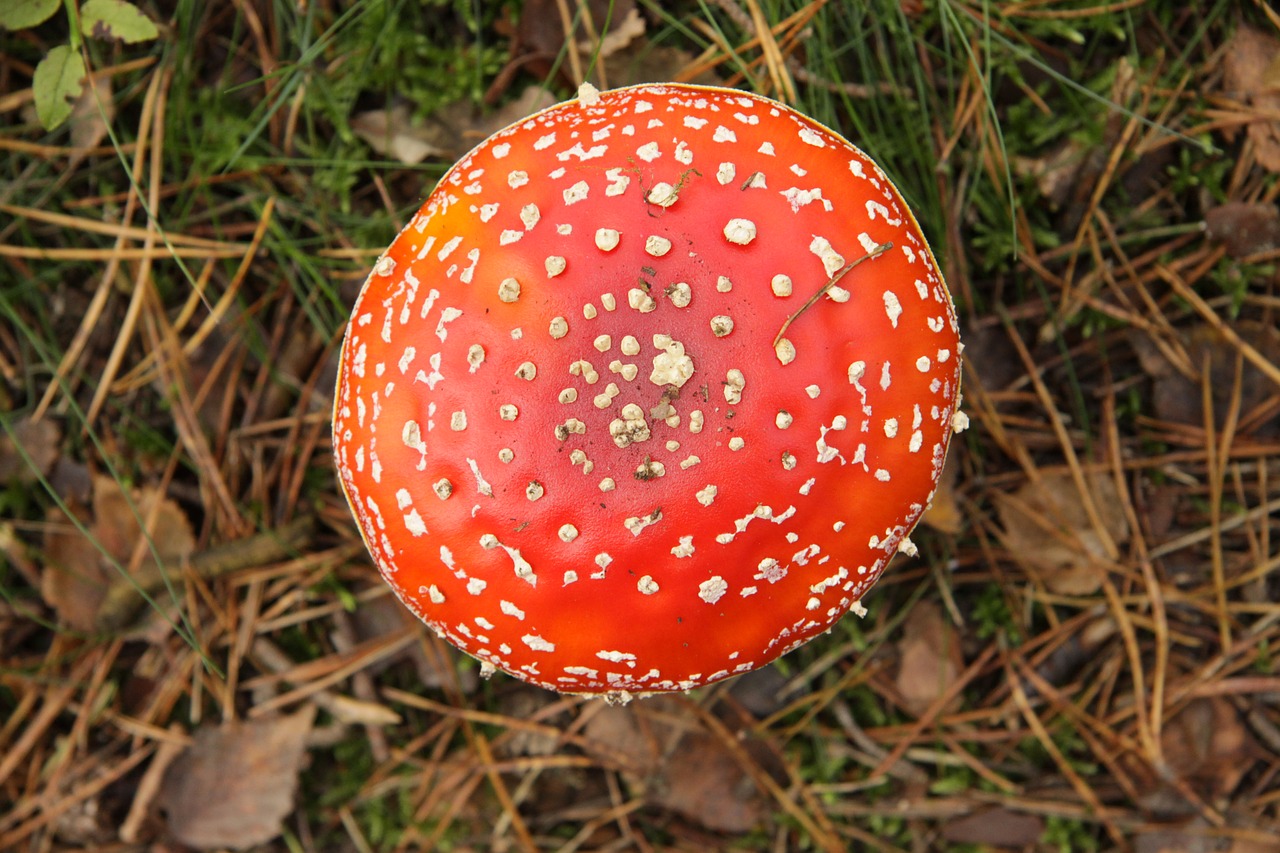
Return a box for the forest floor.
[2,1,1279,851]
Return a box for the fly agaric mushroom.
[333,83,964,700]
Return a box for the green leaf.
[33,44,86,130]
[79,0,157,44]
[0,0,61,30]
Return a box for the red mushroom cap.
[332,83,963,699]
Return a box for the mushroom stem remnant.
[332,83,965,700]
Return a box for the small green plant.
[0,0,158,129]
[972,582,1022,643]
[1042,814,1101,852]
[1254,637,1273,675]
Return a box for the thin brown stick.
[94,515,315,631]
[773,241,893,348]
[1005,653,1130,848]
[1159,264,1280,391]
[119,725,188,843]
[554,0,585,86]
[30,64,166,421]
[686,699,853,853]
[85,64,172,427]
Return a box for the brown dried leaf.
[355,87,559,167]
[1033,616,1117,689]
[960,323,1022,392]
[1230,834,1280,853]
[490,0,672,99]
[90,475,195,567]
[582,700,767,833]
[51,785,113,845]
[159,705,316,850]
[514,0,570,60]
[1267,51,1280,88]
[516,0,635,64]
[1133,817,1279,853]
[258,325,326,422]
[727,664,788,718]
[894,601,963,717]
[350,595,478,693]
[1205,202,1280,258]
[1223,26,1280,95]
[40,476,195,631]
[1132,324,1280,438]
[651,731,766,834]
[1160,698,1256,801]
[920,449,962,534]
[581,7,645,60]
[1014,139,1088,210]
[610,39,717,88]
[581,703,661,775]
[495,690,563,757]
[351,104,451,165]
[1222,26,1280,172]
[941,807,1044,847]
[42,502,112,632]
[1135,819,1220,853]
[68,74,113,149]
[0,415,61,484]
[997,471,1129,595]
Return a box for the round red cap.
[332,83,963,699]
